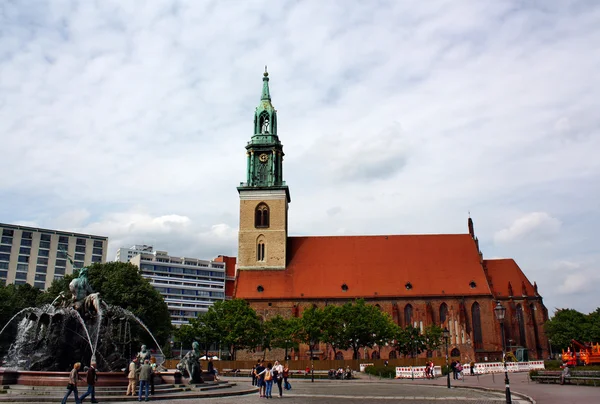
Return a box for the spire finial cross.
[264,65,268,77]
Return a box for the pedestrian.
[149,358,157,396]
[61,362,81,404]
[126,358,138,396]
[79,362,98,403]
[251,362,257,386]
[470,360,475,376]
[456,361,463,380]
[254,360,266,398]
[273,360,284,397]
[450,360,457,380]
[283,363,290,390]
[137,359,152,402]
[258,363,274,399]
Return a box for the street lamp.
[443,328,450,389]
[494,302,512,404]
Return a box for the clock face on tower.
[259,153,269,163]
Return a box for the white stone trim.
[239,189,287,200]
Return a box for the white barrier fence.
[395,360,545,378]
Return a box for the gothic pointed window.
[472,302,483,350]
[257,241,266,261]
[259,112,270,134]
[516,304,526,347]
[255,203,269,228]
[404,304,413,327]
[439,303,448,325]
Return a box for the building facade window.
[92,248,103,256]
[2,229,14,237]
[15,272,27,280]
[38,249,49,257]
[18,255,29,263]
[19,247,31,255]
[58,236,69,244]
[75,246,86,253]
[40,234,51,242]
[257,241,266,261]
[439,302,448,325]
[516,304,527,347]
[93,240,103,248]
[22,231,32,239]
[37,257,48,265]
[54,267,65,275]
[472,302,483,350]
[0,245,11,253]
[255,203,270,228]
[16,264,29,271]
[20,239,32,247]
[1,236,12,244]
[404,304,413,327]
[39,241,51,249]
[76,238,86,246]
[0,253,10,261]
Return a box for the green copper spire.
[261,66,271,101]
[238,69,290,202]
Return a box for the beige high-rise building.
[0,223,108,290]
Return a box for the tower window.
[257,241,266,261]
[255,203,270,228]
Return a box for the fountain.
[0,253,165,385]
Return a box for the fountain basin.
[0,369,180,387]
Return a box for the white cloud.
[494,212,561,244]
[1,1,600,313]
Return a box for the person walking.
[450,360,457,380]
[126,358,138,396]
[251,363,257,386]
[137,359,152,402]
[61,362,82,404]
[283,363,290,391]
[79,362,98,403]
[273,360,284,397]
[149,359,157,396]
[470,360,475,376]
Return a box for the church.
[233,70,550,362]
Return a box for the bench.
[531,370,600,386]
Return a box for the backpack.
[265,370,272,381]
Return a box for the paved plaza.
[3,373,599,403]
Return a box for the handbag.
[67,383,75,390]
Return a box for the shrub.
[364,365,396,379]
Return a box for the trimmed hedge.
[364,365,396,379]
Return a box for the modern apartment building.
[115,244,154,262]
[0,223,108,290]
[128,249,236,326]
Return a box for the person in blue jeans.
[62,362,81,404]
[137,359,152,402]
[261,363,274,399]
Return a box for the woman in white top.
[273,360,284,397]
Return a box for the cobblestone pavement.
[104,379,529,404]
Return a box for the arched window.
[371,351,380,359]
[255,203,269,228]
[389,351,397,359]
[375,304,382,311]
[259,111,270,134]
[404,304,413,327]
[256,236,266,262]
[335,351,344,360]
[472,302,483,350]
[516,304,526,347]
[439,303,448,325]
[450,348,460,357]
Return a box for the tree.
[199,299,262,360]
[299,305,325,360]
[424,324,444,353]
[545,308,590,351]
[394,325,427,358]
[321,304,350,358]
[262,315,302,360]
[338,299,398,359]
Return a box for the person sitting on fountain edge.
[79,362,98,403]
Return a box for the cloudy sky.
[1,1,598,314]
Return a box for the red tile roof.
[484,259,536,298]
[235,234,493,300]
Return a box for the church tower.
[237,68,290,270]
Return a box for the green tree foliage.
[321,304,350,357]
[193,299,262,360]
[423,324,444,353]
[545,308,600,351]
[299,305,325,360]
[262,315,302,360]
[394,325,427,358]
